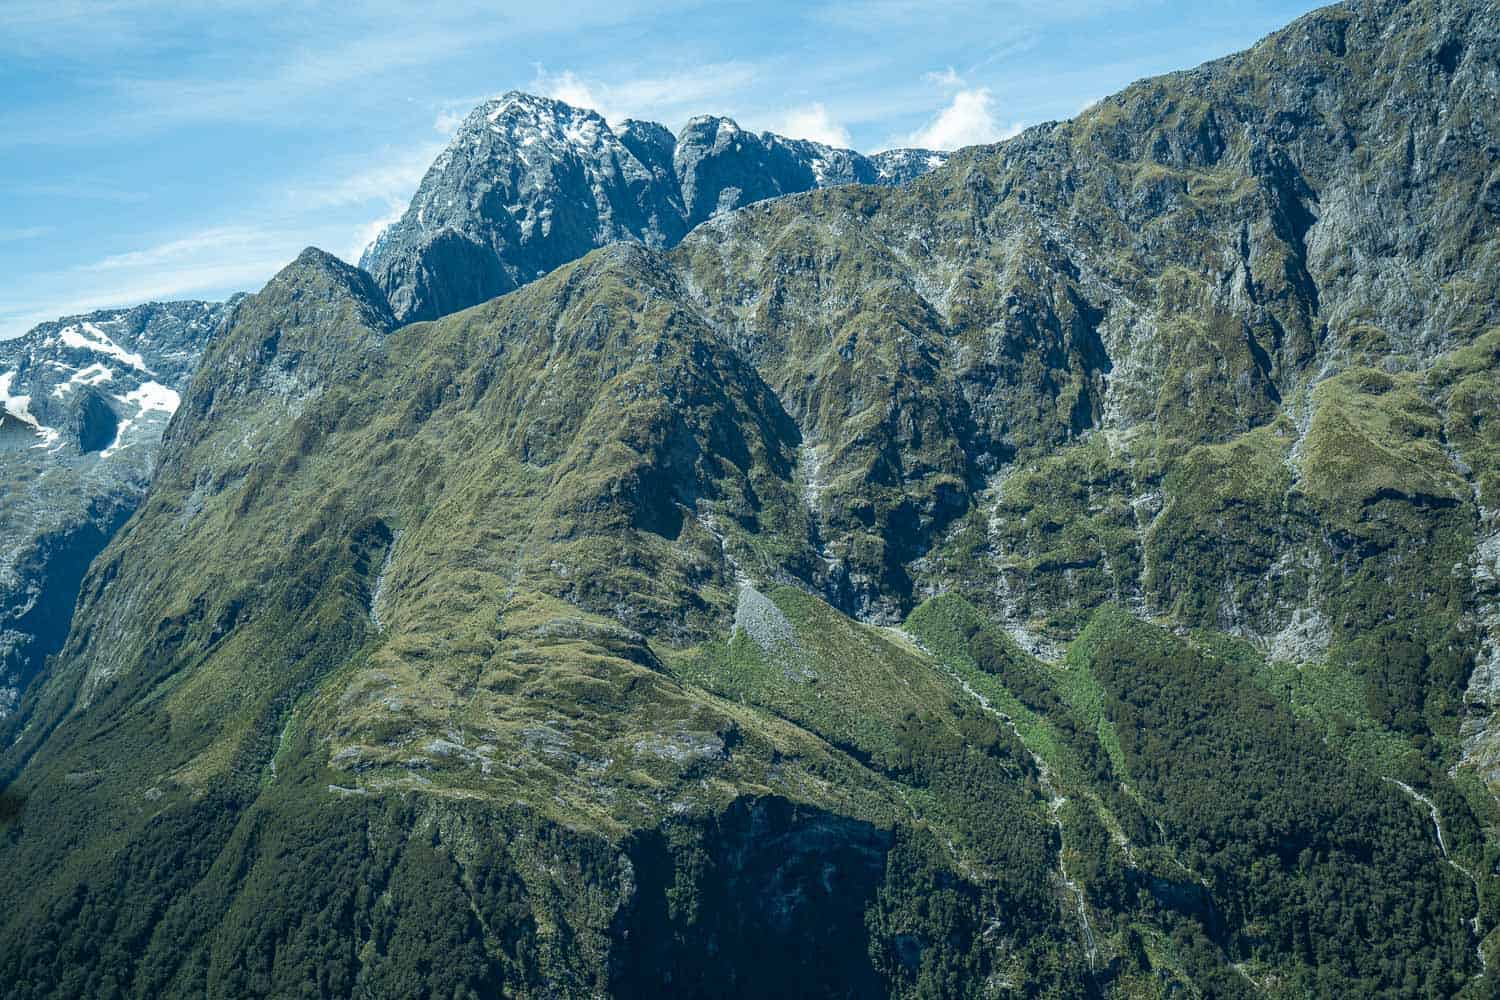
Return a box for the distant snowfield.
[0,369,62,449]
[56,322,150,372]
[120,380,180,415]
[0,370,36,425]
[100,380,181,458]
[52,363,115,397]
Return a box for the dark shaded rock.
[68,387,118,454]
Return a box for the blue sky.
[0,0,1325,338]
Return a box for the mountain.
[360,92,948,324]
[0,101,944,728]
[0,300,236,718]
[4,0,1500,996]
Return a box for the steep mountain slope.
[0,300,235,717]
[3,0,1500,996]
[360,93,948,324]
[0,250,1091,996]
[0,101,941,729]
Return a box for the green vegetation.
[677,586,1088,993]
[1145,424,1299,630]
[1075,607,1485,997]
[1431,328,1500,506]
[5,0,1500,994]
[1298,369,1477,743]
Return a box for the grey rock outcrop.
[360,92,948,324]
[0,300,236,716]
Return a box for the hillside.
[2,0,1499,996]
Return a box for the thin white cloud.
[924,66,964,89]
[285,144,442,211]
[0,226,293,339]
[772,104,852,147]
[906,88,1024,151]
[605,64,759,124]
[0,226,54,243]
[79,226,288,277]
[281,142,442,263]
[533,68,610,118]
[529,62,759,128]
[349,206,407,265]
[0,131,451,339]
[110,28,485,130]
[8,182,149,204]
[814,0,1146,30]
[0,4,688,145]
[433,108,467,136]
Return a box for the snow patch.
[60,323,150,372]
[98,381,180,457]
[119,380,180,415]
[51,362,115,397]
[100,421,133,457]
[0,370,37,426]
[0,370,60,449]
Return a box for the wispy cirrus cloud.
[282,142,445,261]
[0,226,55,244]
[0,138,448,338]
[812,0,1148,30]
[0,225,295,338]
[77,225,286,276]
[0,2,698,146]
[7,182,151,205]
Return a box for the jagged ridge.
[359,91,948,323]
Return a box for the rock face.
[5,0,1500,995]
[360,92,948,323]
[0,300,235,717]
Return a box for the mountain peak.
[264,246,394,331]
[680,113,745,134]
[288,245,349,271]
[362,96,949,323]
[462,91,612,137]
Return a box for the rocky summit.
[3,0,1500,997]
[360,92,948,324]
